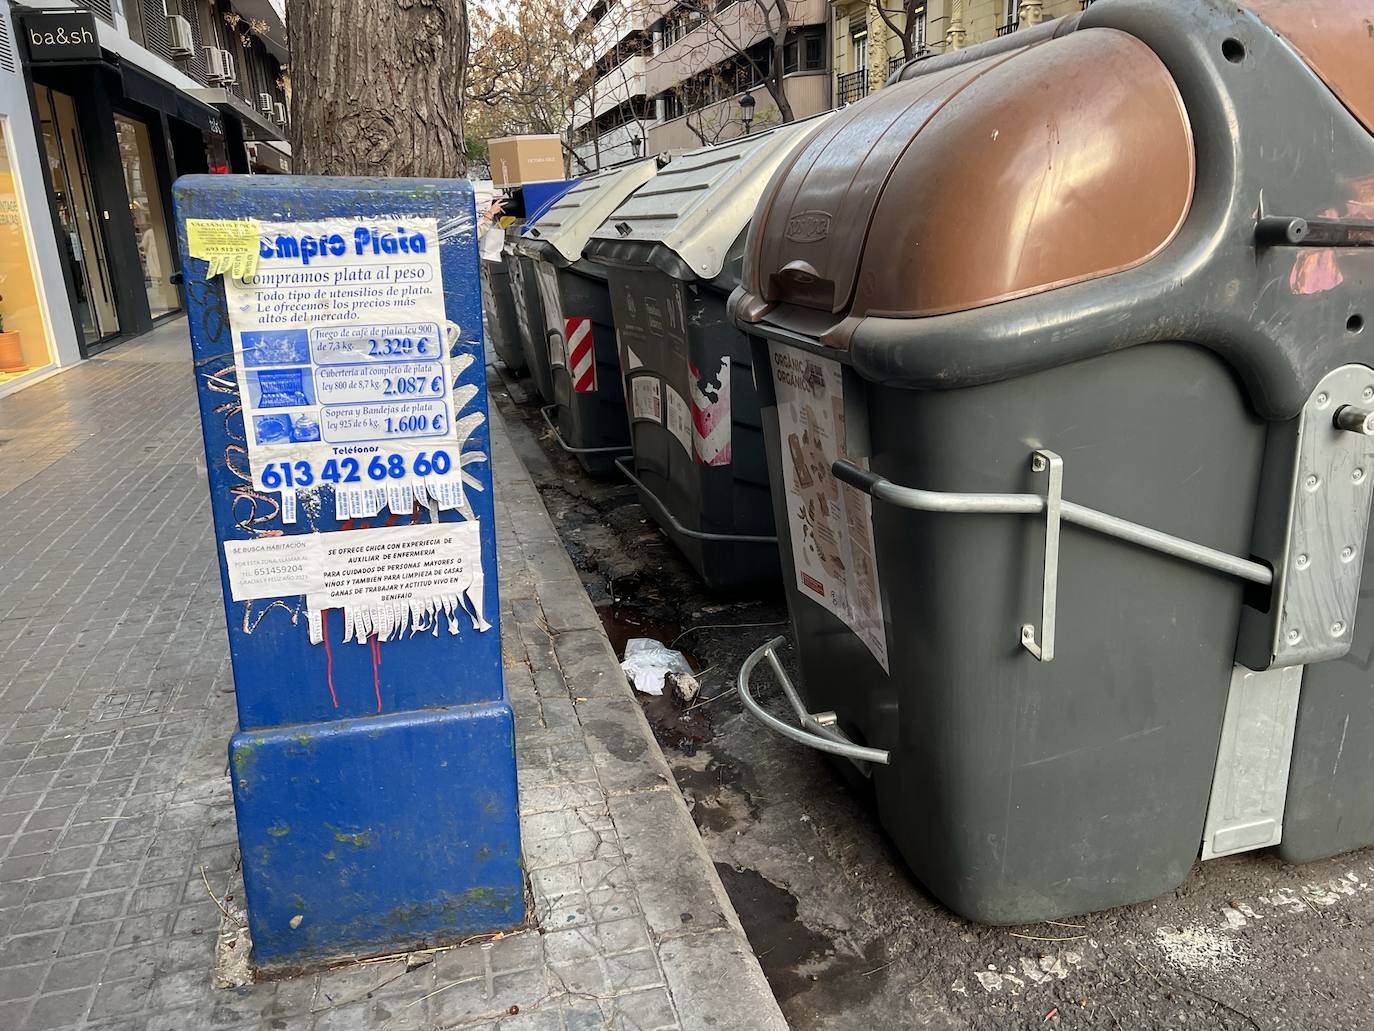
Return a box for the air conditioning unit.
[205,47,236,84]
[167,16,193,58]
[258,92,273,114]
[274,102,287,125]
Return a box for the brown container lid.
[1240,0,1374,138]
[746,27,1194,321]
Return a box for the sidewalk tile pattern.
[0,322,784,1030]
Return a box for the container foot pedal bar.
[614,457,778,545]
[737,636,890,772]
[539,405,633,456]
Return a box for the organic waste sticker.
[224,217,481,514]
[769,344,888,672]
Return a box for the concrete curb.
[490,403,789,1031]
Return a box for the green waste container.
[729,0,1374,923]
[584,117,832,591]
[517,160,659,475]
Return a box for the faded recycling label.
[769,344,888,671]
[224,217,479,515]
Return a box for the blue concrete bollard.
[172,176,523,970]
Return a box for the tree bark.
[288,0,469,177]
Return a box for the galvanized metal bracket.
[1201,664,1304,860]
[736,636,890,773]
[1021,450,1063,662]
[1240,366,1374,669]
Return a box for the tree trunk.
[767,34,795,122]
[288,0,469,177]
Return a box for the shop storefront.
[0,5,79,395]
[16,6,225,355]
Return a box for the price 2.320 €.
[259,450,453,488]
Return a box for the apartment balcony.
[571,56,648,131]
[572,121,652,173]
[587,0,649,64]
[645,0,828,96]
[996,20,1020,36]
[837,69,868,106]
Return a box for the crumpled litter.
[621,638,692,696]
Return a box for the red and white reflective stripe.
[567,318,596,393]
[690,357,732,466]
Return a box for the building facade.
[646,0,830,155]
[569,0,652,172]
[831,0,1092,106]
[570,0,833,169]
[0,0,289,396]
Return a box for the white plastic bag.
[620,638,692,696]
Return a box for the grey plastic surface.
[751,340,1265,923]
[539,260,630,477]
[1201,664,1303,861]
[602,263,778,589]
[587,115,832,281]
[522,160,657,266]
[481,255,525,374]
[505,247,554,404]
[731,0,1374,906]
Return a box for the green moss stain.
[230,738,267,792]
[323,849,337,862]
[267,824,290,838]
[333,829,374,848]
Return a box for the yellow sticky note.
[186,218,261,281]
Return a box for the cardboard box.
[487,135,566,189]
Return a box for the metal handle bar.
[737,636,890,767]
[832,459,1273,588]
[614,457,778,545]
[539,405,633,456]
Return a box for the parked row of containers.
[481,0,1374,926]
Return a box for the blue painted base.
[230,704,524,968]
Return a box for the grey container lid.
[588,114,834,281]
[519,159,658,264]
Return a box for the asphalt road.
[493,372,1374,1031]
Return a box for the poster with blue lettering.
[205,214,496,667]
[226,220,472,514]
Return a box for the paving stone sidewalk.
[0,320,786,1031]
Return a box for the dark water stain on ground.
[715,865,840,1004]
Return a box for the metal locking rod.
[833,454,1274,663]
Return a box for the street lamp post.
[739,92,756,135]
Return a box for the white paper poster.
[769,344,888,672]
[631,375,662,423]
[225,218,476,509]
[223,521,488,643]
[665,386,693,457]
